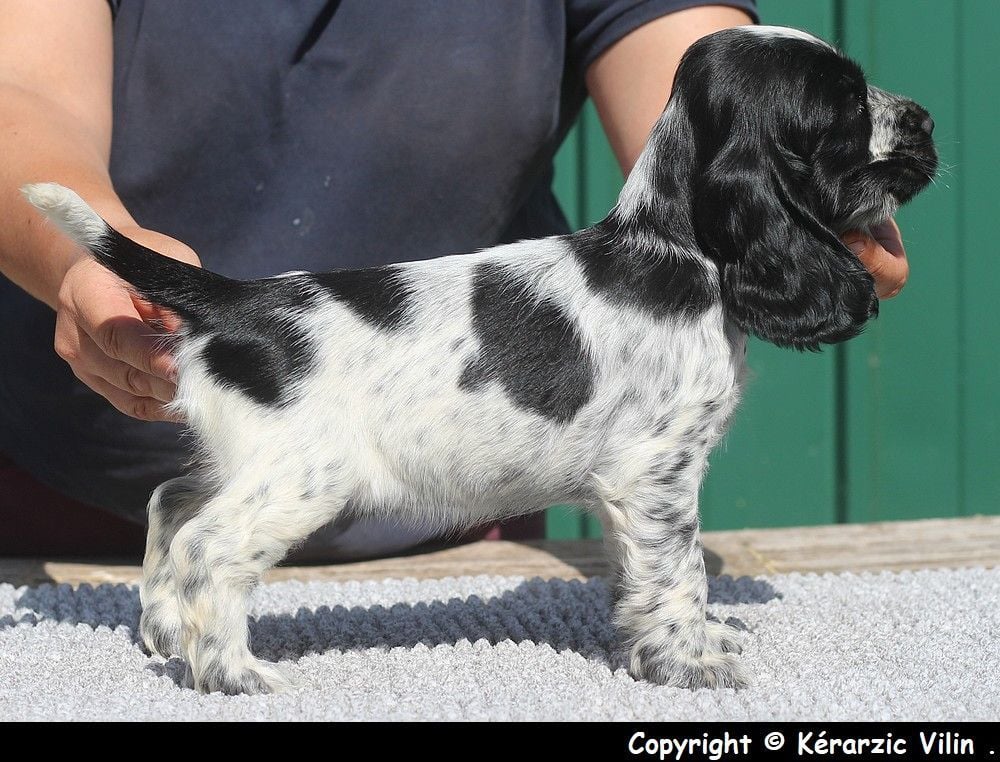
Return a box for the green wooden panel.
[841,1,963,522]
[545,503,584,540]
[958,0,1000,516]
[580,100,624,225]
[701,0,840,531]
[552,127,582,229]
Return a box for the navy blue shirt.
[0,0,756,519]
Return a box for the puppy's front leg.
[602,451,747,689]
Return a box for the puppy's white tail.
[21,182,109,251]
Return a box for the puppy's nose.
[909,105,934,137]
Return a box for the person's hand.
[841,218,909,299]
[54,227,200,422]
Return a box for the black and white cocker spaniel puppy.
[24,25,937,695]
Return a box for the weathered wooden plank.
[4,516,996,588]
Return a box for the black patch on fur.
[142,621,173,655]
[458,263,594,423]
[496,466,526,487]
[205,666,270,696]
[570,218,717,320]
[676,520,698,547]
[196,277,320,407]
[653,417,673,437]
[203,330,312,407]
[139,605,177,657]
[158,478,202,515]
[653,472,680,492]
[674,451,694,472]
[156,533,172,554]
[242,483,271,507]
[632,643,669,681]
[146,567,171,588]
[185,534,207,566]
[201,635,221,651]
[299,467,320,501]
[78,230,321,407]
[310,265,414,330]
[181,573,208,600]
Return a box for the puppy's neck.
[613,99,698,248]
[569,102,718,320]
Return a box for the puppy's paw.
[630,648,749,689]
[705,618,744,655]
[139,601,182,658]
[629,623,749,689]
[195,658,297,696]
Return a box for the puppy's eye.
[855,96,868,116]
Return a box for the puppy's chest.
[597,321,746,426]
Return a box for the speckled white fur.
[144,234,748,693]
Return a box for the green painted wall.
[546,0,998,538]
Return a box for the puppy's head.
[659,26,937,349]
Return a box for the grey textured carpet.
[1,567,998,721]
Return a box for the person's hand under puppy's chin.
[841,218,909,299]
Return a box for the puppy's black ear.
[693,148,878,350]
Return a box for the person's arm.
[585,4,909,299]
[0,0,198,421]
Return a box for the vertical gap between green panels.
[953,2,966,515]
[576,112,589,232]
[832,0,847,525]
[957,0,1000,516]
[834,346,848,524]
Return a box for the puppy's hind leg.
[168,482,348,695]
[139,476,209,657]
[599,448,747,689]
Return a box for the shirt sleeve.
[567,0,759,73]
[106,0,120,19]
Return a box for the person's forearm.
[0,83,136,309]
[586,5,754,175]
